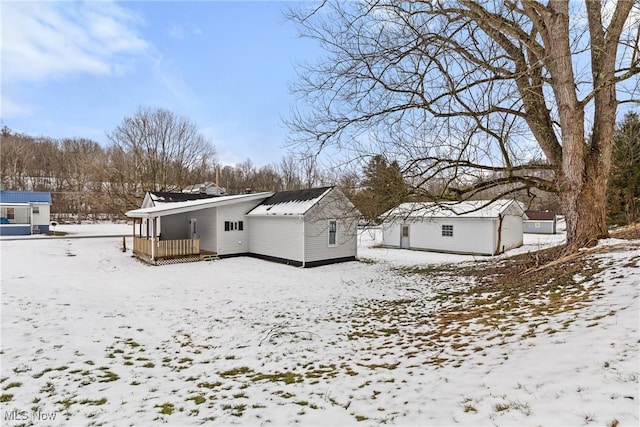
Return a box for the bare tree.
[278,153,302,190]
[287,0,640,252]
[300,155,323,188]
[105,107,216,211]
[0,131,31,189]
[57,138,105,222]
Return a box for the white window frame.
[328,220,337,246]
[442,224,453,237]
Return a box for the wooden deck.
[133,237,201,262]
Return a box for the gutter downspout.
[302,215,306,268]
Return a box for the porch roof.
[125,192,274,219]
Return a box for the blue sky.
[1,1,320,166]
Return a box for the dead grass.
[343,241,629,369]
[610,222,640,240]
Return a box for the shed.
[0,190,52,235]
[381,199,525,256]
[246,187,359,267]
[523,210,557,234]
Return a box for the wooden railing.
[133,237,152,256]
[133,237,200,260]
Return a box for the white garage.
[381,199,526,256]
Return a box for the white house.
[246,187,358,267]
[126,192,272,263]
[0,190,52,236]
[125,187,358,267]
[381,199,526,256]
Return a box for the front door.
[400,225,410,249]
[189,218,197,239]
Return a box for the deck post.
[151,217,157,261]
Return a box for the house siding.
[411,218,496,255]
[384,216,523,256]
[498,214,524,252]
[382,222,402,248]
[248,216,304,263]
[32,204,50,227]
[216,201,257,256]
[141,194,154,208]
[160,207,217,252]
[32,203,50,233]
[523,220,555,234]
[12,207,31,224]
[303,200,358,264]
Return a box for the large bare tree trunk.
[553,0,622,251]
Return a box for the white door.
[400,225,410,248]
[189,218,197,239]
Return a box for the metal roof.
[149,191,219,203]
[246,187,334,216]
[0,191,52,204]
[524,210,556,221]
[384,199,526,219]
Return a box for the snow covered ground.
[0,223,638,426]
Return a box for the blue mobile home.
[0,191,52,235]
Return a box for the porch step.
[200,254,219,262]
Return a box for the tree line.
[0,107,331,220]
[1,106,637,225]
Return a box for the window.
[7,208,14,220]
[224,221,244,231]
[33,206,40,214]
[328,220,337,245]
[442,224,453,237]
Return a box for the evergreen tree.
[609,112,640,224]
[354,155,407,221]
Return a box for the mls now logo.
[4,409,57,422]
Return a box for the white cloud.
[169,24,186,39]
[150,55,200,107]
[0,94,35,119]
[1,1,148,83]
[169,24,203,39]
[218,150,244,167]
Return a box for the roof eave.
[125,192,274,218]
